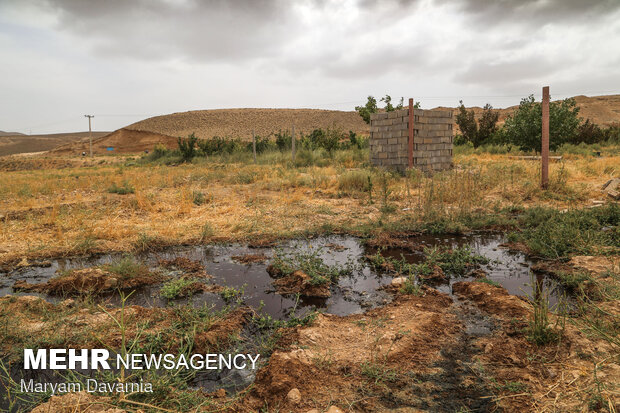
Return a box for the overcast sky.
[1,0,619,134]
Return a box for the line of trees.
[150,128,369,163]
[454,95,620,152]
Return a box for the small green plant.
[108,180,135,195]
[475,277,501,287]
[271,247,353,285]
[360,361,398,384]
[133,232,157,252]
[191,190,207,205]
[199,222,215,242]
[527,275,561,346]
[424,245,488,276]
[220,285,244,302]
[399,276,422,295]
[104,255,147,280]
[160,278,195,299]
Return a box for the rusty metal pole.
[408,98,414,169]
[541,86,550,189]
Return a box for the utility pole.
[85,115,94,157]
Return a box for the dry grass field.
[0,150,617,266]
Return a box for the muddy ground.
[0,232,617,412]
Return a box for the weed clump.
[108,180,135,194]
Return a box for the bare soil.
[272,270,331,298]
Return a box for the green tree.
[177,133,198,161]
[456,100,478,146]
[478,103,499,145]
[355,96,378,124]
[381,95,395,112]
[455,101,499,148]
[502,95,580,152]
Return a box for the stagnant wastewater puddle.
[0,233,565,408]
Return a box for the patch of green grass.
[107,180,135,195]
[271,247,353,285]
[160,278,195,299]
[475,277,501,287]
[512,204,619,258]
[104,255,147,280]
[220,285,244,302]
[425,245,489,276]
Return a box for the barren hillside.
[0,132,109,157]
[51,129,176,155]
[125,108,369,139]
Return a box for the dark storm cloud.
[33,0,302,61]
[438,0,620,26]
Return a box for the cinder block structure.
[369,108,453,172]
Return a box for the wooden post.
[291,123,296,162]
[408,98,414,169]
[252,129,257,163]
[541,86,550,189]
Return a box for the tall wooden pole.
[408,98,414,169]
[541,86,550,189]
[252,129,257,163]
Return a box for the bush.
[178,133,198,161]
[108,180,135,195]
[501,95,580,152]
[573,119,605,144]
[355,96,378,124]
[338,170,370,192]
[299,128,343,153]
[275,130,292,151]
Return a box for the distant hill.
[0,131,25,136]
[125,108,369,140]
[0,132,109,157]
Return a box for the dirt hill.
[51,129,175,155]
[0,131,24,137]
[125,108,369,139]
[0,132,109,157]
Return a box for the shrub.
[275,130,292,151]
[178,133,198,161]
[573,119,605,144]
[108,180,135,195]
[338,170,370,192]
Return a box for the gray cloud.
[438,0,620,26]
[33,0,301,62]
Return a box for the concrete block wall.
[369,108,453,172]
